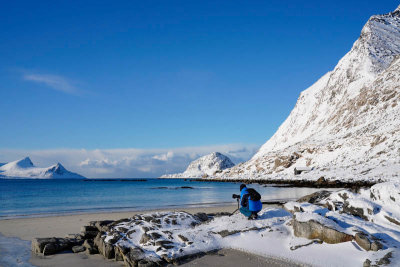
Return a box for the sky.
[0,1,399,177]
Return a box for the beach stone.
[72,245,86,253]
[93,232,104,248]
[355,233,371,251]
[140,233,151,244]
[296,190,332,204]
[384,215,400,226]
[354,233,382,251]
[293,217,353,244]
[178,234,189,242]
[194,212,208,222]
[155,240,173,247]
[83,239,99,254]
[377,252,392,265]
[123,247,145,266]
[43,243,57,255]
[81,225,99,239]
[363,259,371,267]
[138,259,156,267]
[150,232,162,239]
[342,201,369,220]
[371,241,383,251]
[31,237,75,255]
[95,220,114,232]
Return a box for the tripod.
[229,198,240,216]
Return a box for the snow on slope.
[161,152,235,178]
[218,6,400,182]
[0,157,85,179]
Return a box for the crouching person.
[239,184,262,220]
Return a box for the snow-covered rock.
[161,152,235,178]
[218,6,400,182]
[0,157,85,179]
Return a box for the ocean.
[0,178,324,219]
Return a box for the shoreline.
[0,205,238,241]
[0,201,237,221]
[0,204,299,267]
[193,177,377,188]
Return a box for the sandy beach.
[0,204,301,267]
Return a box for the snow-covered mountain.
[218,6,400,182]
[0,157,85,179]
[161,152,235,178]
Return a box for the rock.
[140,233,151,244]
[149,232,162,239]
[31,237,76,255]
[114,245,129,262]
[194,212,208,222]
[101,242,115,259]
[384,215,400,226]
[296,190,332,204]
[178,234,189,242]
[93,232,104,248]
[43,243,57,256]
[293,218,353,244]
[123,247,145,267]
[342,202,369,220]
[354,233,382,251]
[363,259,371,267]
[155,240,173,247]
[217,230,241,237]
[81,226,99,239]
[355,233,371,251]
[94,220,114,232]
[377,252,392,265]
[138,259,156,267]
[72,245,86,253]
[371,241,383,251]
[83,239,99,254]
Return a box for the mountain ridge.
[216,6,400,182]
[0,157,85,179]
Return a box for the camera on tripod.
[232,194,240,199]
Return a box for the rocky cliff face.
[219,6,400,182]
[161,152,235,178]
[0,157,85,179]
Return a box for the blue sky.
[0,1,399,177]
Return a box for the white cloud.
[23,73,79,94]
[0,144,259,178]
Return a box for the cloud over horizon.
[0,144,259,178]
[23,73,80,95]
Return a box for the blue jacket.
[240,187,262,212]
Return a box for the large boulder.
[293,214,353,244]
[31,237,78,255]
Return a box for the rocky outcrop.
[292,215,353,244]
[217,6,400,182]
[31,237,83,255]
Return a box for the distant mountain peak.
[14,157,34,168]
[161,152,235,178]
[0,157,85,179]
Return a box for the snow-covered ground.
[0,157,85,179]
[100,181,400,266]
[161,152,234,178]
[213,6,400,183]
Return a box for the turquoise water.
[0,178,324,219]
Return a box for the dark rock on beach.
[292,216,353,244]
[31,237,80,255]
